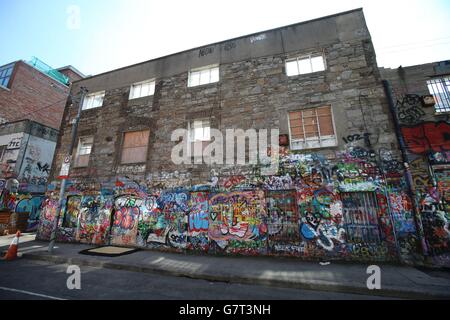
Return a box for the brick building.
[380,61,450,267]
[37,9,442,265]
[0,58,84,232]
[0,58,84,129]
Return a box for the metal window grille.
[341,192,382,244]
[427,77,450,113]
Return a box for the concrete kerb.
[21,251,450,300]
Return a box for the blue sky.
[1,0,449,76]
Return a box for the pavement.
[1,235,450,300]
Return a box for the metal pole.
[48,86,88,253]
[382,80,429,258]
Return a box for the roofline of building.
[379,60,450,71]
[72,8,364,84]
[0,60,21,69]
[56,65,86,78]
[17,60,70,88]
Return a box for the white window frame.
[285,54,326,77]
[188,119,211,142]
[75,136,93,167]
[287,106,337,151]
[82,91,105,110]
[129,79,156,100]
[188,65,219,87]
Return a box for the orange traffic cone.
[3,231,21,261]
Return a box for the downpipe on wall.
[382,80,430,261]
[48,87,88,254]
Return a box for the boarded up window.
[121,130,150,164]
[288,106,336,150]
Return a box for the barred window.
[427,77,450,113]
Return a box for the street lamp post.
[48,86,88,253]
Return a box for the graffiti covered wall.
[36,144,423,264]
[393,92,449,267]
[18,135,56,193]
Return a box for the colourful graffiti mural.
[15,195,44,231]
[209,191,267,255]
[111,196,142,246]
[401,122,450,155]
[188,192,209,251]
[266,190,301,255]
[33,143,432,264]
[76,195,112,245]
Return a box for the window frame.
[426,77,450,114]
[0,63,15,89]
[287,105,337,151]
[120,130,150,164]
[74,136,94,167]
[82,91,105,110]
[187,119,211,160]
[285,53,326,77]
[129,79,156,100]
[188,65,219,87]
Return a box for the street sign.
[58,158,71,179]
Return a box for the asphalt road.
[0,259,396,300]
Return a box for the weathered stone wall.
[381,61,450,267]
[39,9,429,265]
[51,40,400,186]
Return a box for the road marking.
[0,286,67,300]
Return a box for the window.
[187,120,211,159]
[82,91,105,110]
[0,63,15,88]
[427,77,450,113]
[75,137,93,167]
[121,130,150,164]
[286,54,326,76]
[341,192,382,244]
[188,120,211,142]
[288,106,337,150]
[129,79,155,99]
[188,65,219,87]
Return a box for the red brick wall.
[0,61,70,129]
[58,67,84,83]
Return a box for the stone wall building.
[38,9,435,265]
[380,61,450,267]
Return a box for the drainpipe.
[382,80,429,259]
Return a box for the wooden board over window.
[121,130,150,164]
